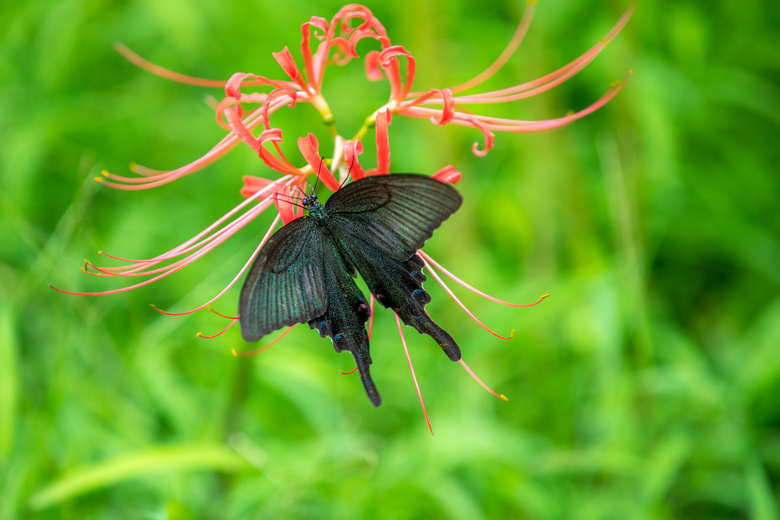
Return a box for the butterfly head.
[302,192,319,209]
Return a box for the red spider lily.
[53,2,633,427]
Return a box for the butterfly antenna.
[312,157,323,194]
[291,184,306,200]
[276,192,305,210]
[338,155,355,190]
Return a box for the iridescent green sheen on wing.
[239,217,328,341]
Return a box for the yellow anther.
[195,332,203,338]
[94,177,103,183]
[541,293,551,299]
[231,348,238,357]
[610,80,622,89]
[100,169,109,177]
[499,394,509,402]
[128,162,137,172]
[509,329,516,339]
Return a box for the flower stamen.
[196,317,239,339]
[419,251,549,308]
[231,326,296,357]
[420,255,515,340]
[395,313,433,435]
[458,359,508,401]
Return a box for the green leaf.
[28,444,248,510]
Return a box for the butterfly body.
[239,174,462,406]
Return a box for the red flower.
[53,3,633,429]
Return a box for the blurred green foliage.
[1,0,779,518]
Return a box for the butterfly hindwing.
[308,241,381,406]
[332,227,462,362]
[326,174,462,261]
[239,216,328,341]
[327,175,462,361]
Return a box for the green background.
[2,0,779,518]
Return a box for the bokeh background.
[2,0,779,518]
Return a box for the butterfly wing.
[325,174,462,262]
[326,175,462,361]
[239,216,328,342]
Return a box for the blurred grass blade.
[0,304,19,461]
[28,444,248,510]
[641,432,690,504]
[745,456,778,520]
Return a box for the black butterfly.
[239,174,462,406]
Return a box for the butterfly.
[239,174,463,406]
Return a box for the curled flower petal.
[343,140,366,180]
[303,16,329,41]
[261,87,298,131]
[327,36,352,66]
[431,165,462,184]
[379,45,416,103]
[347,28,390,58]
[429,89,454,125]
[378,45,410,67]
[468,117,495,157]
[215,94,266,130]
[274,186,299,225]
[226,105,259,150]
[298,133,340,192]
[364,50,384,81]
[272,47,302,83]
[225,72,259,99]
[301,17,331,89]
[240,176,275,198]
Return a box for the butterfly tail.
[310,313,382,407]
[309,247,383,407]
[406,311,461,362]
[351,342,382,407]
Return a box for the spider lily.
[53,2,633,427]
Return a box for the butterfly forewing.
[326,174,462,261]
[239,216,329,341]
